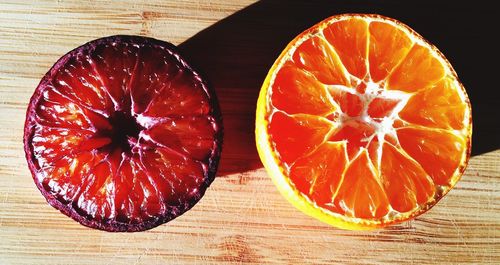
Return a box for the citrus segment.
[90,41,138,107]
[129,47,181,114]
[334,151,389,219]
[379,143,435,212]
[323,18,368,79]
[328,88,363,117]
[292,36,350,85]
[367,97,401,119]
[43,151,105,206]
[289,142,347,206]
[31,126,92,168]
[268,112,333,164]
[52,56,113,113]
[368,21,413,82]
[142,70,211,117]
[399,77,466,130]
[271,63,334,115]
[76,159,114,222]
[397,126,466,186]
[329,120,375,159]
[114,156,147,223]
[139,147,206,207]
[35,89,94,129]
[145,116,218,161]
[256,14,472,229]
[387,44,446,92]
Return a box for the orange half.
[255,14,472,229]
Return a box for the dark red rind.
[23,35,223,232]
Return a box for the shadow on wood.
[178,0,498,175]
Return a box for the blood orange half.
[256,14,472,229]
[24,36,223,232]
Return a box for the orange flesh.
[264,15,471,223]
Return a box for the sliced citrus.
[24,36,223,232]
[256,14,472,229]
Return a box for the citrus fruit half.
[256,14,472,229]
[24,36,223,232]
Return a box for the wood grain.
[0,1,499,264]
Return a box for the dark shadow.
[179,0,498,175]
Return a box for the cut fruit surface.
[256,14,472,229]
[24,36,223,232]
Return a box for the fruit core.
[103,111,143,153]
[327,80,407,158]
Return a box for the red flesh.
[24,36,223,232]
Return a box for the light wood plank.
[0,1,498,264]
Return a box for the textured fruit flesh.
[26,37,220,230]
[266,17,470,221]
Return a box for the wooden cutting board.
[1,1,498,264]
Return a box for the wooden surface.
[0,1,499,264]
